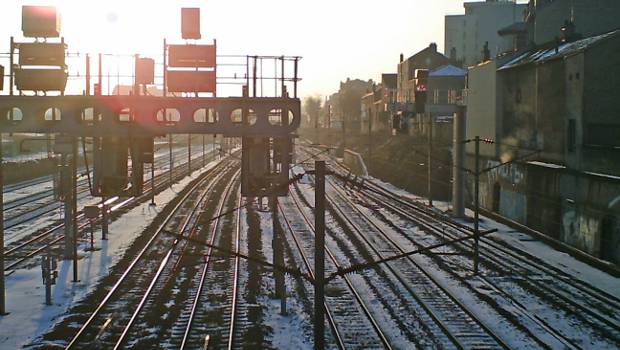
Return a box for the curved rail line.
[309,146,620,347]
[324,175,512,349]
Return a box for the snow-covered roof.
[499,29,620,71]
[429,64,466,77]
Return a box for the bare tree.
[303,96,323,128]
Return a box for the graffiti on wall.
[561,203,601,256]
[486,160,525,186]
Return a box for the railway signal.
[0,5,301,316]
[41,251,58,306]
[83,206,101,252]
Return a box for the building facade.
[465,29,620,264]
[445,0,527,67]
[525,0,620,46]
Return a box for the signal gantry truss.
[0,95,300,137]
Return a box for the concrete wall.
[560,172,620,264]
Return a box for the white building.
[445,0,526,68]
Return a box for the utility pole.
[62,150,72,260]
[71,136,79,283]
[452,106,466,218]
[0,132,6,315]
[101,197,108,240]
[188,134,191,174]
[473,136,481,275]
[342,113,346,153]
[202,134,206,167]
[314,160,325,350]
[427,113,433,207]
[169,133,173,186]
[368,109,372,171]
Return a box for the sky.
[0,1,518,98]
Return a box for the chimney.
[400,53,404,62]
[429,43,437,52]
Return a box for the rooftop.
[429,65,466,77]
[499,29,620,70]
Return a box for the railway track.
[113,171,242,349]
[174,172,241,349]
[303,145,620,348]
[323,175,512,349]
[3,150,219,274]
[355,177,620,347]
[62,158,239,349]
[3,147,197,232]
[281,183,393,349]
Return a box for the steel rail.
[64,159,236,349]
[317,143,620,319]
[277,201,346,350]
[4,150,216,271]
[180,170,240,349]
[287,186,393,350]
[359,177,620,333]
[226,190,243,350]
[112,169,236,349]
[3,147,199,229]
[324,176,512,350]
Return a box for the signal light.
[481,138,495,144]
[136,58,155,85]
[181,8,201,40]
[22,6,61,38]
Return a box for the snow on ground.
[365,175,620,299]
[0,158,222,349]
[255,210,314,350]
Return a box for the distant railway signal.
[135,57,155,85]
[22,6,61,38]
[13,6,68,93]
[181,8,201,40]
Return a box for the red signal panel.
[166,70,216,93]
[181,8,201,40]
[15,68,67,91]
[22,6,61,38]
[18,43,66,66]
[136,57,155,85]
[168,45,216,68]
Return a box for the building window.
[576,72,580,80]
[567,119,576,152]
